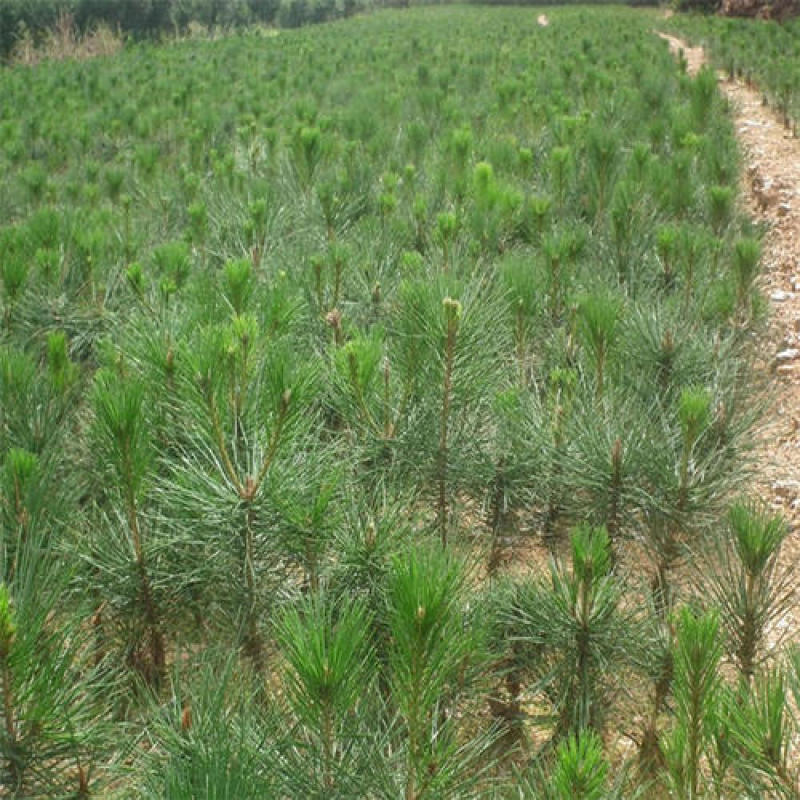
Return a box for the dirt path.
[657,32,707,76]
[658,31,800,614]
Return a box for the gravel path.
[659,30,800,639]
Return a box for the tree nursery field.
[1,4,798,797]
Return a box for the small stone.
[773,480,800,499]
[776,348,800,362]
[776,364,798,375]
[778,203,792,217]
[771,290,793,302]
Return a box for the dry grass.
[11,12,123,67]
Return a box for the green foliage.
[0,5,777,796]
[385,543,494,798]
[666,13,800,130]
[508,526,637,738]
[698,501,792,681]
[277,593,377,794]
[733,236,761,312]
[549,732,610,799]
[0,504,109,798]
[577,291,622,398]
[664,607,723,800]
[134,656,282,799]
[516,728,633,800]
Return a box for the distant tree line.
[0,0,374,60]
[674,0,799,16]
[0,0,658,62]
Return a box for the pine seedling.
[657,224,679,290]
[46,330,78,393]
[499,253,548,386]
[0,346,75,457]
[519,193,553,247]
[277,594,376,794]
[393,277,509,546]
[670,151,695,221]
[549,145,573,212]
[610,180,636,283]
[677,224,704,310]
[293,124,322,186]
[732,236,760,315]
[448,125,473,177]
[519,731,623,800]
[619,305,733,410]
[438,296,461,545]
[406,193,425,253]
[436,212,458,273]
[484,390,537,575]
[635,598,675,778]
[0,503,110,799]
[708,185,734,235]
[90,369,165,686]
[646,387,713,617]
[518,146,534,176]
[0,253,27,317]
[187,201,207,250]
[510,526,633,739]
[1,448,41,583]
[585,124,619,221]
[699,501,792,682]
[0,580,106,797]
[328,328,403,469]
[481,578,532,748]
[316,178,339,245]
[678,386,712,500]
[385,544,493,799]
[248,196,271,261]
[0,227,28,332]
[379,187,397,228]
[705,685,738,800]
[473,162,495,220]
[663,607,723,800]
[690,67,717,133]
[0,584,17,787]
[134,654,282,799]
[577,292,621,400]
[267,445,343,594]
[222,257,253,315]
[543,232,574,323]
[328,485,413,609]
[126,261,145,301]
[170,321,317,671]
[628,141,652,187]
[543,366,578,542]
[328,242,348,310]
[152,240,191,305]
[728,664,799,798]
[103,166,125,203]
[560,391,649,559]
